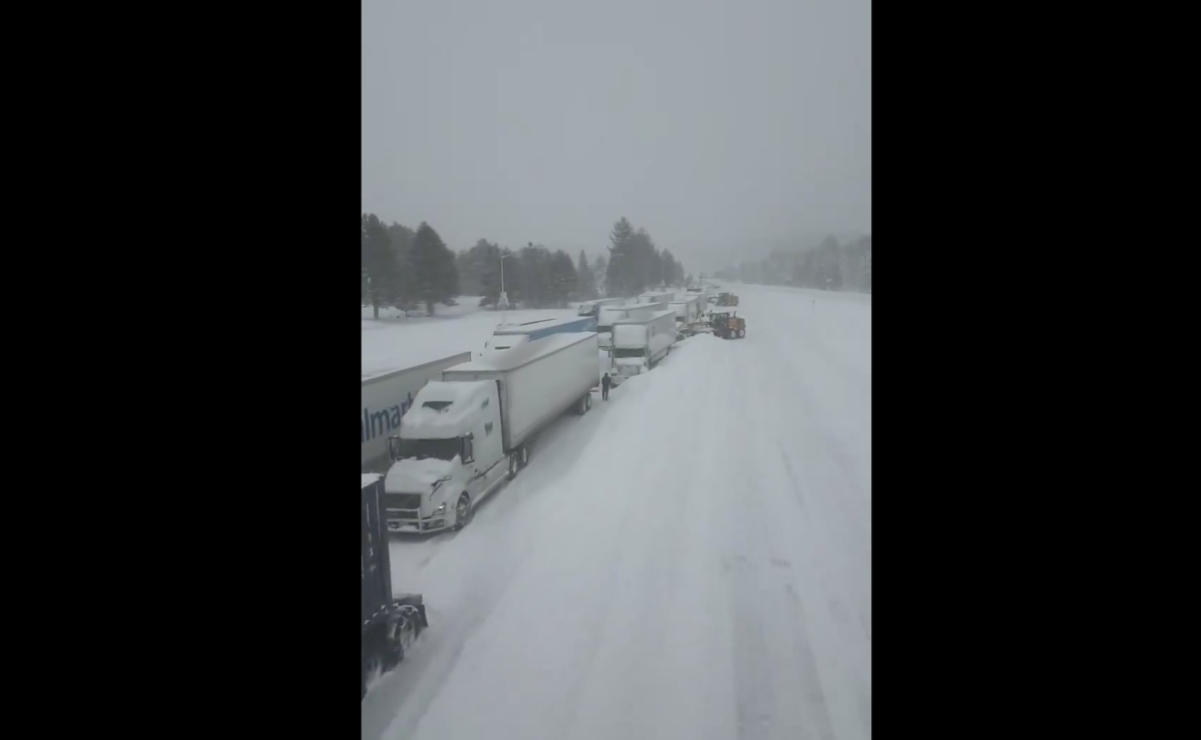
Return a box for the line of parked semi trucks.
[360,284,741,698]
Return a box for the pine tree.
[550,250,579,307]
[361,213,397,319]
[593,254,608,296]
[457,239,502,299]
[517,243,552,307]
[577,250,597,300]
[606,217,637,296]
[627,228,657,294]
[407,222,459,315]
[661,249,682,287]
[385,222,415,309]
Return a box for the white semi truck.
[361,352,473,472]
[382,332,600,533]
[610,308,678,384]
[597,302,669,350]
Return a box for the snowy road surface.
[362,284,871,740]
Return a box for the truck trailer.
[597,302,669,350]
[685,285,710,305]
[362,353,473,472]
[483,315,597,354]
[610,309,678,384]
[362,473,428,699]
[383,332,600,533]
[669,294,705,328]
[576,297,626,318]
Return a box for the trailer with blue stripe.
[483,315,598,354]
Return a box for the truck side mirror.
[462,434,474,463]
[387,435,402,462]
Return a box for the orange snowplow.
[708,311,746,339]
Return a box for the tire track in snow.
[723,346,780,740]
[744,322,872,740]
[755,329,872,635]
[719,340,844,740]
[558,338,721,740]
[761,292,872,514]
[756,325,871,545]
[764,436,872,740]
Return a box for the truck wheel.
[520,446,529,468]
[507,452,519,480]
[452,492,472,530]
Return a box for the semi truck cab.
[383,380,508,533]
[612,348,650,380]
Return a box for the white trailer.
[482,315,597,354]
[685,285,710,305]
[576,297,626,318]
[669,294,705,326]
[382,332,599,533]
[610,309,677,384]
[361,352,472,472]
[637,290,677,305]
[597,302,669,350]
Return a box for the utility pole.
[499,252,512,324]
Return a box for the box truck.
[610,309,678,384]
[382,332,600,533]
[597,302,669,350]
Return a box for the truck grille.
[384,493,422,512]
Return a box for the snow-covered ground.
[362,285,872,740]
[361,300,579,379]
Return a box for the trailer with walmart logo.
[361,352,472,472]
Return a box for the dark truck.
[362,473,428,699]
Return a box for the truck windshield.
[398,437,460,461]
[612,347,645,358]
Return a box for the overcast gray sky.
[362,0,870,272]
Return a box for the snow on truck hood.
[385,457,458,493]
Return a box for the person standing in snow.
[601,372,611,401]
